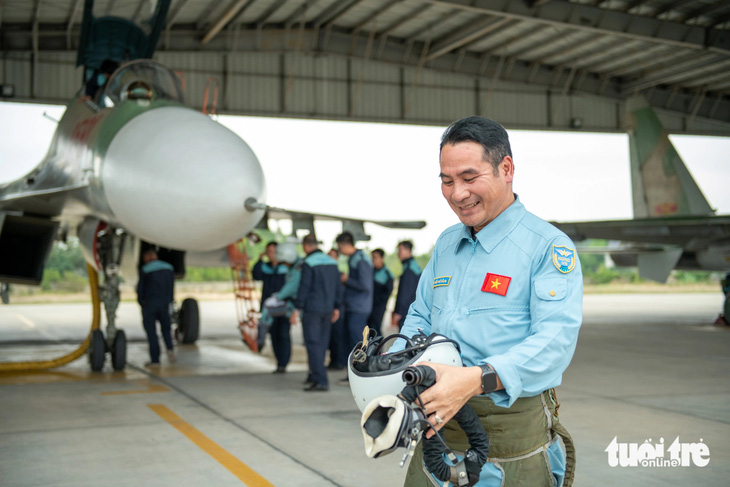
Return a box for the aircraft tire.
[724,294,730,325]
[178,298,200,344]
[89,329,106,372]
[111,330,127,371]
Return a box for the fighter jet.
[0,0,424,372]
[554,97,730,285]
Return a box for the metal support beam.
[131,0,146,23]
[168,0,192,27]
[426,0,730,53]
[377,4,432,38]
[687,89,706,127]
[314,0,362,29]
[650,0,695,20]
[202,0,251,45]
[426,15,512,62]
[597,44,674,76]
[254,0,286,27]
[65,0,83,50]
[350,2,398,32]
[622,56,730,94]
[677,2,729,24]
[536,32,606,66]
[31,0,41,99]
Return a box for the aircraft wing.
[0,181,89,217]
[185,202,427,267]
[246,199,426,241]
[554,216,730,282]
[553,215,730,247]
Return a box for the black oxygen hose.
[400,365,489,486]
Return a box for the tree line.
[28,236,718,293]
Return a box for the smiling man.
[400,116,583,487]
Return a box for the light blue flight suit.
[400,196,582,487]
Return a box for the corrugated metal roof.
[2,0,729,131]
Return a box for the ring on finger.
[434,414,443,425]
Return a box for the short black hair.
[335,231,354,246]
[372,248,385,258]
[302,233,318,247]
[397,241,413,252]
[440,116,512,173]
[265,241,278,249]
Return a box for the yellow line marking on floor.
[15,314,35,328]
[148,404,274,487]
[101,383,170,395]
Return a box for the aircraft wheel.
[111,330,127,371]
[724,294,730,324]
[89,329,106,371]
[178,298,199,344]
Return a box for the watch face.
[482,368,497,393]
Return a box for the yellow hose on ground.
[0,264,101,372]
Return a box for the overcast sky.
[2,101,729,253]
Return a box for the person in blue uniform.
[327,248,347,370]
[336,232,374,353]
[295,234,341,391]
[367,248,393,335]
[84,59,118,100]
[252,241,290,371]
[398,116,582,487]
[391,240,421,330]
[137,248,176,366]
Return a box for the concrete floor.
[0,293,728,486]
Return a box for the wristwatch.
[479,364,498,394]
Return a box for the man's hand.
[340,273,348,284]
[331,309,340,323]
[413,363,483,439]
[289,310,299,325]
[391,313,402,327]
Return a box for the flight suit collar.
[455,194,525,254]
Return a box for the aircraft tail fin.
[626,97,714,219]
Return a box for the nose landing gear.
[89,226,128,372]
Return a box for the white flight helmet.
[275,239,299,264]
[348,332,462,412]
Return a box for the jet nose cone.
[102,107,266,251]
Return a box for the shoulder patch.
[433,276,451,288]
[552,245,576,273]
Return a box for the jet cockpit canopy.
[101,60,184,107]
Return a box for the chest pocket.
[535,277,567,301]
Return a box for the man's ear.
[501,156,514,182]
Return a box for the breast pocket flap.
[535,278,567,301]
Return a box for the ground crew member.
[398,116,582,487]
[335,232,374,354]
[295,234,341,391]
[84,59,118,99]
[137,248,176,366]
[391,241,421,329]
[252,241,290,369]
[367,248,393,335]
[263,240,300,374]
[327,248,347,370]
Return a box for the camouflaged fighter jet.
[0,0,425,372]
[554,97,730,285]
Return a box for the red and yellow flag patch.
[481,273,511,297]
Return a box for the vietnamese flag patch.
[481,273,511,297]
